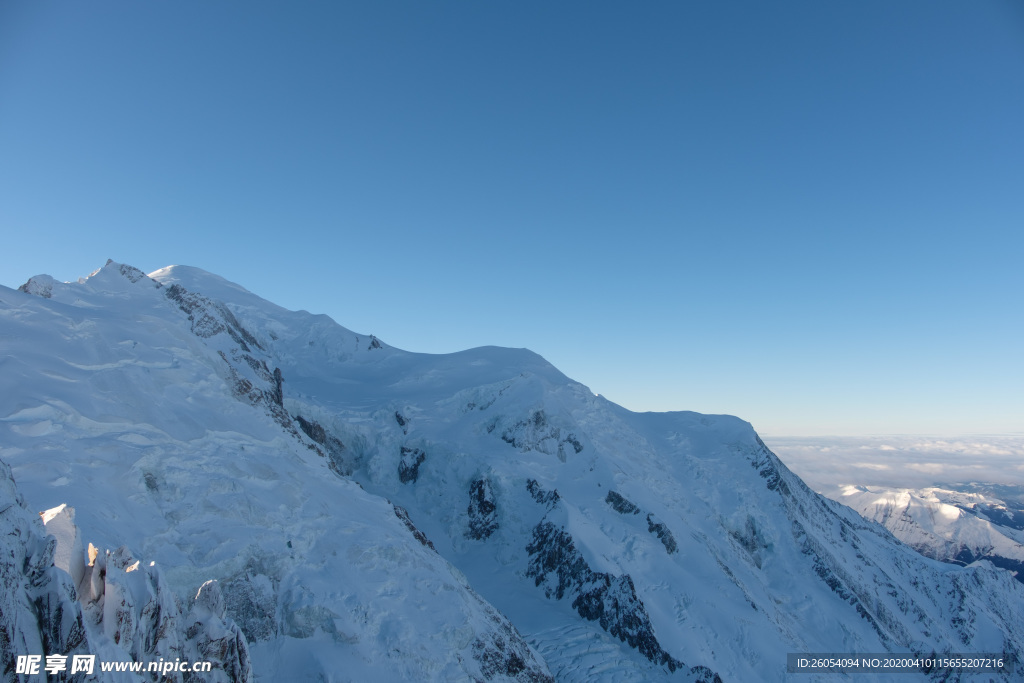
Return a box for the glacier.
[1,260,1022,682]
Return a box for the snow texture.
[3,261,1024,682]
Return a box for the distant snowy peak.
[835,484,1024,581]
[149,263,403,361]
[19,259,160,301]
[149,264,257,298]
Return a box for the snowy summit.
[1,261,1022,682]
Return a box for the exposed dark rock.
[398,447,426,484]
[216,351,291,429]
[394,505,436,551]
[295,415,326,444]
[165,284,264,353]
[751,436,792,497]
[185,581,253,683]
[167,284,228,340]
[527,479,560,511]
[18,275,55,298]
[729,515,766,564]
[689,665,724,683]
[368,336,382,350]
[471,603,554,682]
[271,368,283,407]
[794,521,891,645]
[604,492,677,555]
[166,282,293,435]
[222,560,279,644]
[294,416,348,476]
[497,411,583,461]
[973,503,1024,532]
[110,261,151,284]
[395,411,408,433]
[467,478,499,540]
[646,514,678,555]
[466,383,512,412]
[525,521,687,673]
[606,490,640,515]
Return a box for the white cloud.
[760,434,1024,490]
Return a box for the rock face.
[4,260,1024,682]
[184,581,252,683]
[398,446,426,484]
[526,521,683,672]
[0,460,91,682]
[72,541,253,683]
[605,490,640,516]
[645,515,678,555]
[467,478,500,540]
[295,415,350,476]
[17,274,55,298]
[492,410,584,462]
[0,459,252,683]
[164,281,290,428]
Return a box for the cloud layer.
[761,435,1024,490]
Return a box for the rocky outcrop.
[60,519,253,683]
[166,283,290,429]
[0,459,252,682]
[490,411,583,461]
[606,490,640,515]
[398,447,426,484]
[526,480,559,511]
[220,562,278,645]
[394,505,436,551]
[183,581,251,683]
[165,284,262,353]
[18,274,56,298]
[647,514,678,555]
[605,492,677,554]
[471,603,555,683]
[467,478,499,540]
[0,462,92,682]
[525,521,686,673]
[295,415,349,476]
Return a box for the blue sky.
[1,1,1022,435]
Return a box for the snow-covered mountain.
[3,261,1023,682]
[833,484,1024,583]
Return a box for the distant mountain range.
[831,483,1024,582]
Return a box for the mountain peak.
[3,262,1023,681]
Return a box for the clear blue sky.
[1,1,1022,435]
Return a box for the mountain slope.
[2,262,552,683]
[3,261,1023,682]
[833,484,1024,582]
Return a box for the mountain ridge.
[3,261,1023,682]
